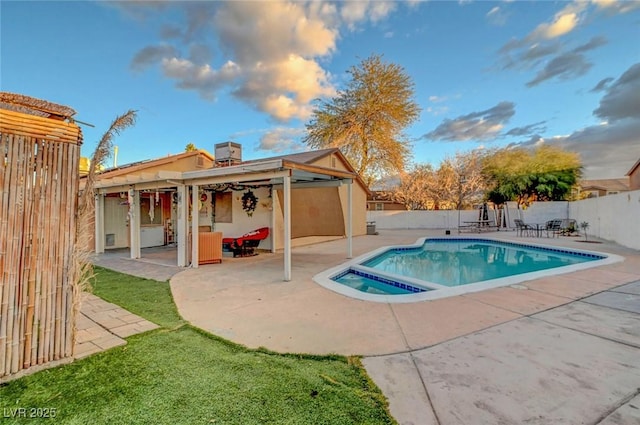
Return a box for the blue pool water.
[329,239,606,296]
[333,269,427,295]
[362,239,602,287]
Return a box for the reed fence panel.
[1,107,81,378]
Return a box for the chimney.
[214,142,242,167]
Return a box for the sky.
[2,0,639,180]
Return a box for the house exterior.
[367,191,407,211]
[577,178,630,198]
[91,145,369,279]
[83,150,215,251]
[627,158,640,191]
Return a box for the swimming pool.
[313,237,622,303]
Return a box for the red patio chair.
[222,227,269,257]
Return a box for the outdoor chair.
[222,227,269,257]
[514,219,534,237]
[545,219,576,237]
[545,219,562,237]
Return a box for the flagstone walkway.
[74,293,159,360]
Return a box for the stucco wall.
[369,195,640,251]
[569,189,640,250]
[368,202,571,230]
[338,182,368,235]
[629,168,640,190]
[271,182,367,250]
[291,187,345,237]
[211,186,273,250]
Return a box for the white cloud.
[526,52,592,87]
[516,63,640,179]
[131,45,178,71]
[518,119,640,179]
[425,106,449,116]
[257,127,306,153]
[161,58,241,100]
[593,0,640,14]
[486,6,508,26]
[533,12,579,39]
[500,19,607,87]
[594,63,640,121]
[424,101,516,141]
[340,0,397,30]
[127,0,409,122]
[233,54,336,121]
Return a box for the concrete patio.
[98,230,640,424]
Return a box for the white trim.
[129,189,141,259]
[191,184,199,268]
[270,189,277,253]
[183,169,290,187]
[183,159,284,180]
[177,185,188,267]
[346,179,353,259]
[284,175,291,281]
[94,194,105,254]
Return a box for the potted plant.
[579,221,590,241]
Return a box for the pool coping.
[312,236,625,303]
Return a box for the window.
[375,203,384,211]
[140,196,162,225]
[214,192,232,223]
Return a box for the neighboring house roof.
[95,149,215,179]
[626,158,640,176]
[243,148,337,165]
[579,178,630,192]
[368,191,397,202]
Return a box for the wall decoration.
[241,190,258,217]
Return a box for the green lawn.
[0,267,396,425]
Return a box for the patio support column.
[283,174,291,281]
[270,187,276,253]
[94,193,105,254]
[129,188,141,259]
[346,179,353,259]
[177,185,188,267]
[191,184,199,268]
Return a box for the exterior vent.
[214,142,242,167]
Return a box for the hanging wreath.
[241,190,258,217]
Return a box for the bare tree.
[392,164,435,210]
[304,54,420,186]
[451,150,487,209]
[391,150,487,210]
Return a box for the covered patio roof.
[93,156,358,281]
[94,158,357,193]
